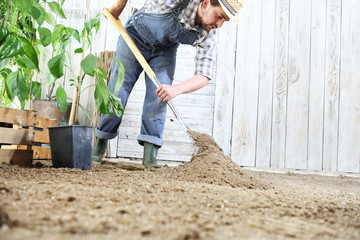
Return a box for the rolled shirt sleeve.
[194,30,217,80]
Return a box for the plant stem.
[80,84,97,94]
[28,29,36,109]
[0,81,5,105]
[69,0,91,125]
[3,0,11,27]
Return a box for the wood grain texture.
[323,0,341,172]
[270,0,289,168]
[285,0,312,169]
[255,0,276,168]
[338,0,360,172]
[307,0,327,171]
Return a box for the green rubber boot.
[142,142,161,169]
[91,138,108,164]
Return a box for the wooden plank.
[127,89,215,108]
[122,101,214,120]
[2,145,51,160]
[109,136,118,158]
[34,130,50,144]
[308,0,327,171]
[270,0,289,168]
[0,149,33,166]
[255,0,276,167]
[127,77,216,96]
[35,116,57,129]
[0,107,36,127]
[0,127,34,145]
[32,146,51,160]
[285,0,312,170]
[323,0,341,171]
[120,114,212,132]
[338,0,360,173]
[231,0,262,166]
[213,22,237,156]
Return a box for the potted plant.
[0,0,123,118]
[47,6,125,170]
[0,0,125,169]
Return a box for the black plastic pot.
[48,125,93,170]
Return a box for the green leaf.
[0,26,8,45]
[18,37,40,71]
[94,70,110,115]
[55,85,67,112]
[38,27,51,47]
[81,53,97,74]
[51,24,70,52]
[13,0,33,12]
[67,27,80,42]
[45,12,56,26]
[0,68,11,79]
[16,56,36,69]
[74,48,83,54]
[109,94,123,117]
[48,53,65,79]
[5,70,28,103]
[112,59,125,95]
[48,1,67,19]
[93,67,123,117]
[33,5,46,26]
[31,81,41,100]
[0,37,23,60]
[80,29,92,51]
[0,59,10,72]
[30,6,41,20]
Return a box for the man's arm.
[109,0,128,19]
[156,74,210,102]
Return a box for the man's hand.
[155,74,210,102]
[156,84,180,102]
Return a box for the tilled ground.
[0,159,359,240]
[1,131,359,239]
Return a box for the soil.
[0,131,360,240]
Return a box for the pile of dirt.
[164,131,269,189]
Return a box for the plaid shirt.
[143,0,217,79]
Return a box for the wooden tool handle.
[103,8,155,79]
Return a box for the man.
[92,0,246,168]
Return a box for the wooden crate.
[0,107,57,166]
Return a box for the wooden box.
[0,107,57,166]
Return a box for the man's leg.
[137,44,178,168]
[92,30,144,163]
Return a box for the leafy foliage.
[0,0,124,120]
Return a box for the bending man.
[92,0,246,168]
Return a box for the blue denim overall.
[95,0,198,148]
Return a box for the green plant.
[0,0,124,119]
[0,0,49,108]
[47,12,124,117]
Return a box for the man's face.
[200,0,230,32]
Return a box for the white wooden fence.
[215,0,360,173]
[40,0,360,173]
